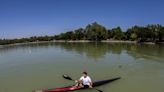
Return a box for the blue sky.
[0,0,164,38]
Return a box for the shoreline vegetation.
[0,22,164,46]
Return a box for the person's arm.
[89,82,93,88]
[79,76,83,83]
[88,77,93,88]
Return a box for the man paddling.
[74,72,93,88]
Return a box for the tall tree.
[111,27,124,40]
[85,22,108,41]
[147,24,162,41]
[74,28,85,40]
[159,26,164,41]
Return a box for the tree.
[107,29,112,39]
[147,24,162,41]
[1,23,164,45]
[74,28,85,40]
[111,27,124,40]
[159,26,164,41]
[125,28,133,40]
[130,33,138,41]
[128,26,155,41]
[85,22,108,41]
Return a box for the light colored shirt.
[80,76,92,85]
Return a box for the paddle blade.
[62,74,73,80]
[96,89,103,92]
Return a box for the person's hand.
[75,80,78,83]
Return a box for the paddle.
[62,74,103,92]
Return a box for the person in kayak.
[74,72,93,88]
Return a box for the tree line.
[0,22,164,45]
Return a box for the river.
[0,42,164,92]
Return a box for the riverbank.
[53,40,137,43]
[53,40,164,44]
[0,40,136,47]
[1,40,164,48]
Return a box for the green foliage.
[85,22,108,40]
[159,27,164,41]
[0,23,164,45]
[74,28,85,40]
[126,24,163,42]
[130,33,138,41]
[111,27,124,40]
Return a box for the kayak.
[34,77,120,92]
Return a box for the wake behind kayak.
[34,77,120,92]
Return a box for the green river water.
[0,42,164,92]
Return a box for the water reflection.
[0,42,164,62]
[126,44,164,62]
